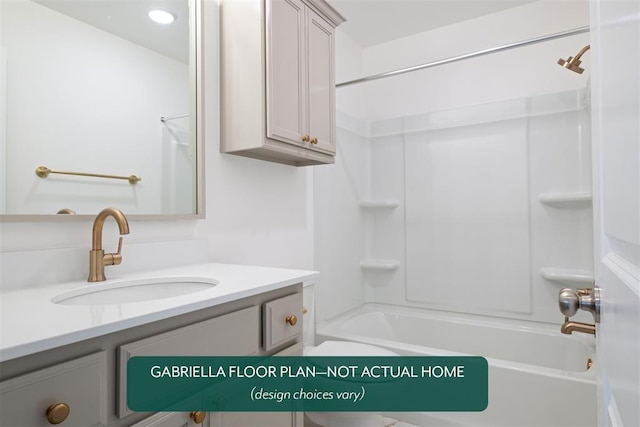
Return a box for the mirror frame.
[0,0,205,222]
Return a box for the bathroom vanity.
[0,263,316,426]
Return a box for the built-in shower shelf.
[360,259,400,271]
[537,192,592,207]
[540,268,594,285]
[359,200,400,209]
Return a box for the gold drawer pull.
[310,137,318,145]
[190,411,206,424]
[286,315,298,326]
[302,306,308,315]
[46,403,70,425]
[302,135,310,142]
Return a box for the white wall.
[2,0,189,215]
[0,0,315,287]
[0,48,6,214]
[313,29,367,324]
[334,29,366,120]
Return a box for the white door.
[590,0,640,426]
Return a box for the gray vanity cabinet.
[0,352,108,426]
[0,285,303,427]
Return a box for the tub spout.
[560,317,596,336]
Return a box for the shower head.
[558,45,591,74]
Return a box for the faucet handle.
[104,237,124,266]
[116,236,123,255]
[558,288,580,317]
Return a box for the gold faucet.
[560,316,596,336]
[88,208,130,282]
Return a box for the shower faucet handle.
[558,287,601,323]
[558,288,579,317]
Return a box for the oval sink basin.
[52,277,218,306]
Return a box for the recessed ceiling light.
[148,9,175,24]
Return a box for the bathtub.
[316,304,597,427]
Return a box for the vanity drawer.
[262,293,303,351]
[118,305,259,418]
[273,342,303,356]
[0,351,108,427]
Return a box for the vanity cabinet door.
[0,352,108,427]
[131,411,210,427]
[263,292,303,351]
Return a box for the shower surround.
[313,3,594,424]
[314,0,593,325]
[366,89,592,322]
[316,88,593,324]
[313,86,595,427]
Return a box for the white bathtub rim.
[315,331,596,382]
[316,303,596,381]
[319,302,596,344]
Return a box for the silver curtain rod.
[160,113,189,122]
[336,26,590,88]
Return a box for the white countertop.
[0,263,318,362]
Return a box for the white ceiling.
[33,0,188,63]
[327,0,538,47]
[32,0,538,60]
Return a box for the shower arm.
[572,45,591,60]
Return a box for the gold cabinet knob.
[302,306,308,315]
[286,315,298,326]
[190,411,206,424]
[302,135,310,142]
[46,403,70,425]
[310,137,318,145]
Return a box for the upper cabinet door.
[306,9,336,154]
[266,0,306,146]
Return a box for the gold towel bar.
[35,166,141,185]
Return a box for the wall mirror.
[0,0,203,220]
